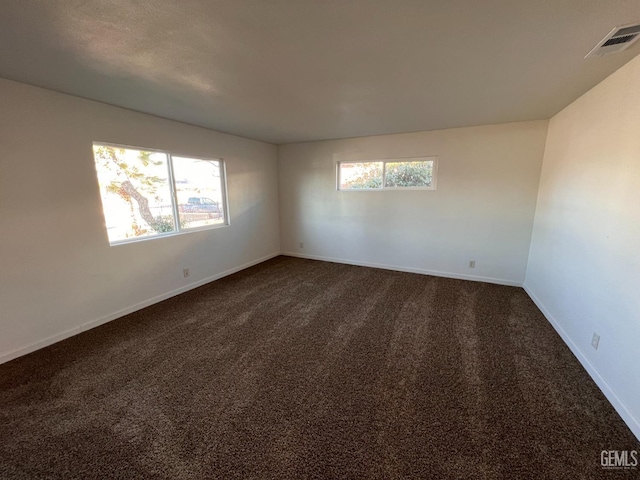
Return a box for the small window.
[93,143,227,245]
[338,157,437,190]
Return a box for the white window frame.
[93,142,229,246]
[336,156,438,191]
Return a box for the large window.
[92,143,227,245]
[338,157,437,190]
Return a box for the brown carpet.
[1,256,638,479]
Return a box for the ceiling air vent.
[585,23,640,58]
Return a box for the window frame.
[336,156,438,191]
[92,141,229,246]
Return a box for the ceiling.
[1,1,639,144]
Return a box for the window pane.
[339,162,383,189]
[93,145,175,243]
[173,157,226,229]
[384,160,434,188]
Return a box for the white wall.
[0,78,280,363]
[525,55,640,439]
[278,121,548,285]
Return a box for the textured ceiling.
[1,0,639,144]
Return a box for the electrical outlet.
[591,332,600,350]
[468,260,476,268]
[183,268,190,278]
[299,242,304,249]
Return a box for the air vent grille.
[585,23,640,58]
[602,34,637,47]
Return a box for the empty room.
[1,1,639,478]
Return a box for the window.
[92,143,227,245]
[338,157,437,190]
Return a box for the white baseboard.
[0,326,85,366]
[523,283,640,442]
[0,252,280,365]
[282,251,522,287]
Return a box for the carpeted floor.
[0,256,638,479]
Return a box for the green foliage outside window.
[342,160,434,189]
